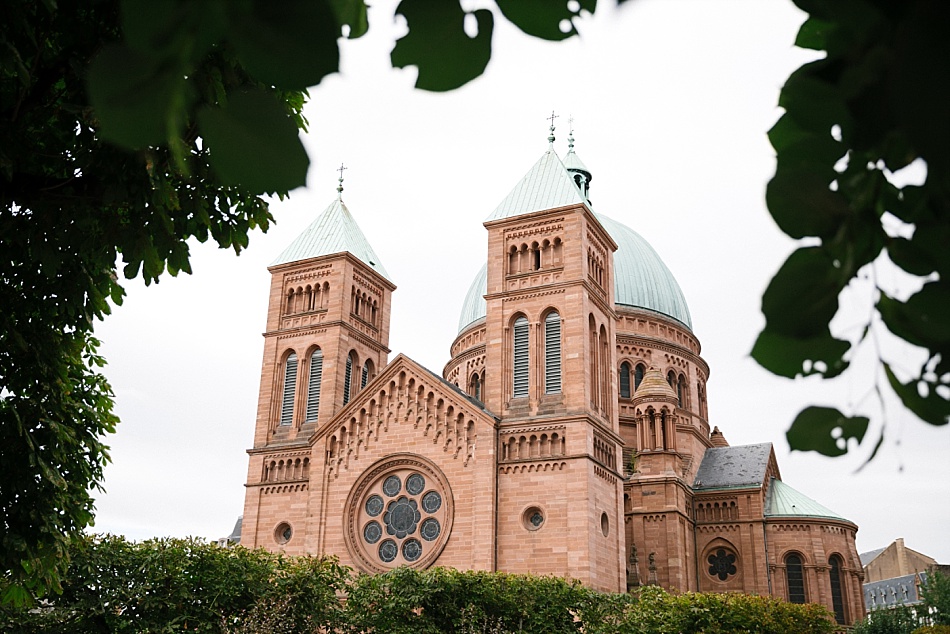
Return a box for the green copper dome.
[457,213,692,333]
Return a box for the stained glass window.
[829,555,846,624]
[785,554,806,604]
[707,548,737,581]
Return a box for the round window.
[344,454,453,573]
[274,522,292,545]
[707,548,738,581]
[522,506,545,531]
[600,512,609,537]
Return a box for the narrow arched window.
[361,359,372,389]
[667,370,675,387]
[676,374,684,408]
[471,373,481,401]
[829,555,846,624]
[305,349,323,423]
[635,364,645,391]
[280,352,297,426]
[619,362,631,398]
[785,554,806,604]
[544,312,561,394]
[513,316,529,398]
[343,352,355,405]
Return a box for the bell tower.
[484,122,626,591]
[241,173,395,549]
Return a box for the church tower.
[240,174,395,549]
[483,123,626,591]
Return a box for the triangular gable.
[313,354,498,473]
[485,149,589,221]
[272,198,390,280]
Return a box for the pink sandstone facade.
[240,134,866,625]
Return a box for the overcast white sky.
[93,0,949,564]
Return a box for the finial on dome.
[568,115,575,153]
[546,110,558,148]
[336,162,347,199]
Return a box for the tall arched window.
[619,362,631,398]
[471,373,481,401]
[305,349,323,423]
[512,316,529,398]
[785,553,806,604]
[361,359,373,389]
[280,352,298,426]
[635,364,645,391]
[676,374,684,408]
[829,555,846,624]
[343,352,355,405]
[544,311,561,394]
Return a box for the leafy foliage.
[0,0,313,603]
[0,535,349,633]
[753,0,950,457]
[1,537,838,633]
[922,571,950,626]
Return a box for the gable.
[314,354,498,475]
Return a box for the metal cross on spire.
[568,115,575,152]
[336,163,347,199]
[547,110,558,147]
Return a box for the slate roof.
[765,478,850,521]
[692,443,772,490]
[272,197,391,280]
[865,572,927,609]
[485,149,589,221]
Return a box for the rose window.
[345,455,453,573]
[707,548,737,581]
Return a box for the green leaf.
[779,67,853,139]
[751,328,850,379]
[786,406,869,456]
[87,43,186,148]
[888,1,950,174]
[761,247,846,337]
[887,237,935,276]
[878,282,950,348]
[197,90,309,194]
[885,364,950,427]
[795,16,833,50]
[330,0,369,39]
[495,0,595,41]
[229,0,340,90]
[121,0,224,59]
[766,167,849,239]
[391,0,493,92]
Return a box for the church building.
[239,126,866,625]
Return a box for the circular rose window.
[344,454,453,573]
